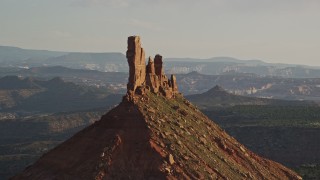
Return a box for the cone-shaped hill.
[186,85,315,109]
[12,36,302,180]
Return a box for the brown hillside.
[12,36,302,179]
[12,92,301,179]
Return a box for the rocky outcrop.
[146,57,160,93]
[126,36,146,93]
[170,74,178,92]
[154,54,164,76]
[126,36,178,98]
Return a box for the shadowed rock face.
[154,54,164,76]
[170,74,178,92]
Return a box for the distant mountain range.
[1,66,320,101]
[0,46,67,63]
[0,76,122,113]
[176,72,320,101]
[1,45,320,78]
[186,85,317,109]
[0,46,127,72]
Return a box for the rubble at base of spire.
[126,36,178,100]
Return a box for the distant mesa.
[126,36,178,99]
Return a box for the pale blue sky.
[0,0,319,65]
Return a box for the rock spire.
[126,36,178,98]
[126,36,146,92]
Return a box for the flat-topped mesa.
[126,36,178,98]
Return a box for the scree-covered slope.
[13,92,301,179]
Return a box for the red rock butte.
[11,36,302,180]
[126,36,178,99]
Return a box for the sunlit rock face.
[126,36,178,98]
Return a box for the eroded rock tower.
[126,36,146,92]
[126,36,178,98]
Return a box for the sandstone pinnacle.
[126,36,178,99]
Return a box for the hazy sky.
[0,0,319,65]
